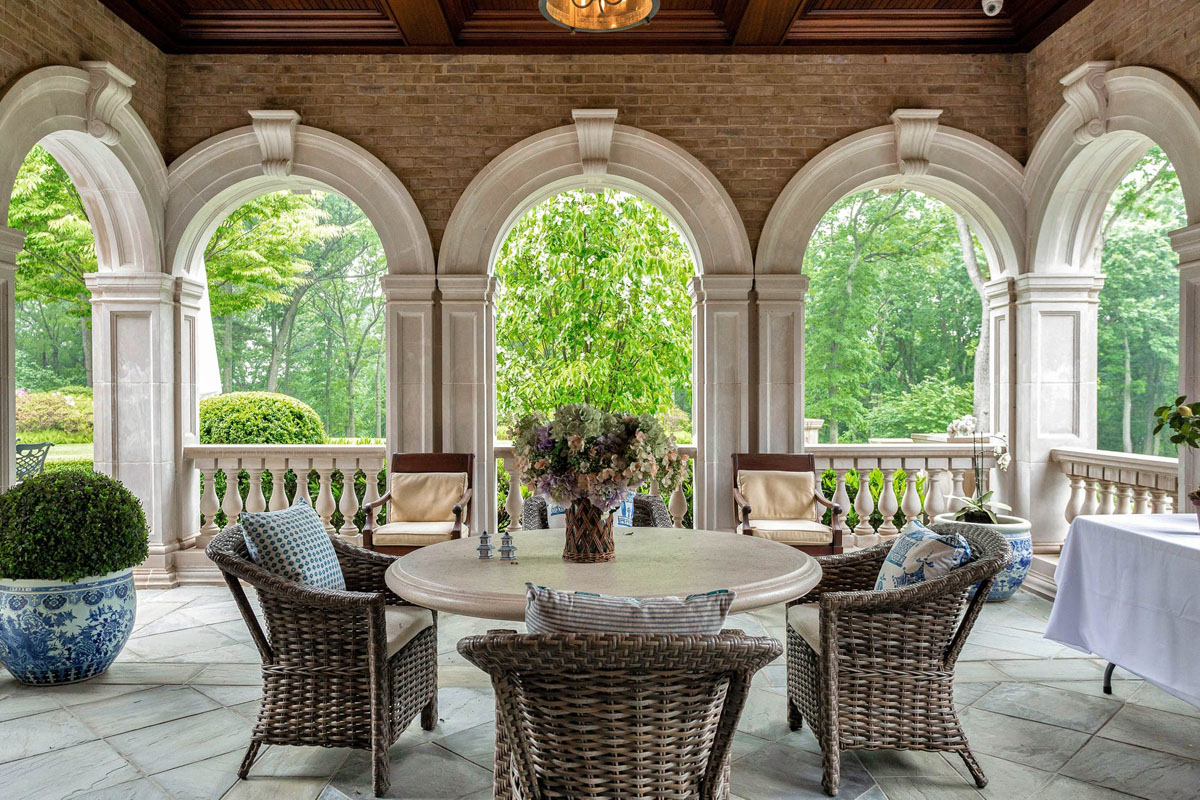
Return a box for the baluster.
[877,468,900,538]
[948,469,967,512]
[1115,485,1134,515]
[924,467,946,521]
[245,461,267,513]
[315,466,337,535]
[268,462,289,511]
[669,485,688,529]
[198,462,220,545]
[295,462,314,506]
[899,467,922,527]
[1097,480,1116,515]
[832,469,851,525]
[362,457,381,529]
[504,457,525,531]
[219,460,244,528]
[1065,475,1086,523]
[1163,492,1175,514]
[1132,487,1152,515]
[852,466,876,547]
[337,460,362,541]
[1078,479,1098,515]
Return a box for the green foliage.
[0,471,148,582]
[804,189,985,442]
[55,385,93,397]
[199,392,326,445]
[43,458,95,473]
[1153,396,1200,450]
[16,391,93,438]
[494,190,693,431]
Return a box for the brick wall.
[164,54,1027,252]
[0,0,168,148]
[1027,0,1200,148]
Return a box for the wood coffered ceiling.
[98,0,1099,53]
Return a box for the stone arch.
[757,118,1025,277]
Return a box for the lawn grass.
[45,442,93,461]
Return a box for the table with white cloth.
[1044,513,1200,708]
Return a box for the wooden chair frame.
[362,452,474,555]
[731,453,842,555]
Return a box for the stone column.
[1010,274,1104,552]
[1171,223,1200,504]
[690,274,752,531]
[986,276,1017,504]
[755,274,808,454]
[174,276,205,553]
[86,273,182,587]
[439,274,496,535]
[0,227,23,490]
[382,274,436,454]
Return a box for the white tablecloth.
[1045,514,1200,708]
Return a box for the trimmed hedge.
[44,458,95,474]
[200,392,325,445]
[0,470,149,583]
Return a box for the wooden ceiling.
[98,0,1098,53]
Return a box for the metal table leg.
[1103,661,1116,694]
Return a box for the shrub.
[55,385,93,398]
[16,391,93,438]
[44,458,94,474]
[18,429,92,445]
[0,471,149,583]
[200,392,326,445]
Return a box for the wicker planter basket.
[563,499,615,563]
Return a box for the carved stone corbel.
[889,109,943,177]
[572,109,618,180]
[248,110,301,177]
[1060,61,1117,146]
[80,61,135,146]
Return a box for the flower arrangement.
[656,446,690,496]
[1153,396,1200,504]
[947,414,978,438]
[512,404,673,512]
[950,432,1012,524]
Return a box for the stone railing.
[495,441,696,529]
[809,443,998,548]
[1051,448,1178,522]
[183,444,388,549]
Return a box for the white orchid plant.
[948,428,1012,524]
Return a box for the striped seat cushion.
[525,582,734,635]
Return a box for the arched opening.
[492,188,696,527]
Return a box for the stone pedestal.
[0,227,24,490]
[1172,223,1200,503]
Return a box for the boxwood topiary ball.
[199,391,326,445]
[0,471,149,583]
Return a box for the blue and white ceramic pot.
[934,513,1033,602]
[0,569,136,685]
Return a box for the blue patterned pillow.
[525,583,734,634]
[874,520,972,591]
[240,497,345,590]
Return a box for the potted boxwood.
[1153,396,1200,526]
[0,470,148,685]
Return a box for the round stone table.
[384,527,822,620]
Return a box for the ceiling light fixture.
[539,0,660,34]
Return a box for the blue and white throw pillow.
[874,520,972,591]
[525,583,734,634]
[240,497,345,590]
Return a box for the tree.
[493,190,693,432]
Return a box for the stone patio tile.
[733,686,792,742]
[92,663,204,685]
[972,682,1122,734]
[0,739,140,799]
[730,731,773,762]
[110,707,251,774]
[1060,737,1200,800]
[0,707,97,763]
[871,776,985,799]
[190,663,263,685]
[974,604,1052,634]
[124,625,235,661]
[436,664,490,688]
[991,658,1109,682]
[71,685,221,736]
[0,685,61,722]
[1096,703,1200,762]
[1127,682,1200,719]
[1030,775,1137,799]
[230,698,261,720]
[222,776,329,800]
[132,610,209,639]
[966,628,1064,659]
[434,720,495,769]
[149,749,243,800]
[192,683,262,706]
[957,707,1089,772]
[180,602,244,626]
[132,601,189,629]
[332,743,493,799]
[942,751,1056,800]
[1037,679,1141,702]
[73,778,172,800]
[731,741,874,800]
[959,644,1039,662]
[857,748,962,779]
[953,681,995,708]
[953,662,1007,683]
[162,642,262,664]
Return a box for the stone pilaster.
[1171,223,1200,505]
[986,276,1017,504]
[382,274,436,454]
[755,274,808,454]
[0,227,24,491]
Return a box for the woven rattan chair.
[519,492,672,530]
[785,522,1011,795]
[460,630,782,800]
[206,526,438,797]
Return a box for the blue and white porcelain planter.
[934,513,1032,602]
[0,569,136,685]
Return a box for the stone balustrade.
[1051,447,1178,523]
[809,443,999,548]
[183,444,388,548]
[495,442,696,530]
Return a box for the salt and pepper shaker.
[499,531,517,561]
[476,530,494,559]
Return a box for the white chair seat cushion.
[372,521,469,547]
[786,603,822,653]
[384,605,435,658]
[748,519,832,545]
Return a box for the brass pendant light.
[539,0,660,34]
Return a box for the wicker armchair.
[459,630,782,800]
[520,492,672,530]
[785,522,1012,795]
[206,526,438,797]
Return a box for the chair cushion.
[239,497,345,590]
[388,472,468,523]
[786,603,822,653]
[372,521,469,547]
[737,470,818,521]
[525,583,734,635]
[748,519,833,545]
[384,605,435,658]
[874,520,973,591]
